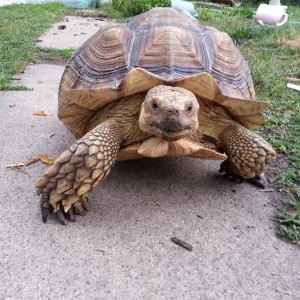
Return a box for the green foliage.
[279,224,300,244]
[36,47,74,61]
[240,0,264,5]
[241,0,299,4]
[0,3,70,90]
[111,0,170,17]
[8,85,31,91]
[278,198,300,244]
[226,7,254,19]
[277,170,300,192]
[100,2,128,19]
[230,25,273,40]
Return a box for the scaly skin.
[218,124,276,182]
[36,122,123,225]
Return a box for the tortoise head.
[139,85,199,140]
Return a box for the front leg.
[35,122,123,225]
[218,124,276,183]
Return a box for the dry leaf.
[33,111,51,116]
[38,154,54,165]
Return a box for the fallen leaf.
[38,154,54,165]
[33,111,51,116]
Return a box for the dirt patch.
[285,38,300,47]
[265,153,291,186]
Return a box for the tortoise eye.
[186,103,193,112]
[152,100,159,111]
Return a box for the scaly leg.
[218,124,276,186]
[36,122,123,225]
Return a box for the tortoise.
[36,7,276,225]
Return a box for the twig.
[275,289,300,300]
[282,189,296,201]
[5,157,39,171]
[287,77,300,83]
[24,157,40,166]
[5,164,27,173]
[171,237,193,251]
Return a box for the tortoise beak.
[161,115,189,132]
[150,114,192,140]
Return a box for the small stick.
[6,163,25,168]
[171,237,193,251]
[275,289,300,299]
[24,157,40,166]
[287,77,300,83]
[5,164,27,173]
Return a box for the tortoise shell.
[58,7,268,138]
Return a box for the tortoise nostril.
[166,108,180,116]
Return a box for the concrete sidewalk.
[0,15,299,300]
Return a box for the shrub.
[111,0,170,17]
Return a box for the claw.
[219,161,227,174]
[82,197,90,211]
[55,210,67,226]
[41,207,51,223]
[65,208,76,222]
[230,175,244,184]
[74,205,87,216]
[222,172,244,184]
[247,176,265,189]
[40,195,51,223]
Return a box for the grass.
[0,2,71,90]
[111,0,170,17]
[0,1,299,243]
[36,47,74,61]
